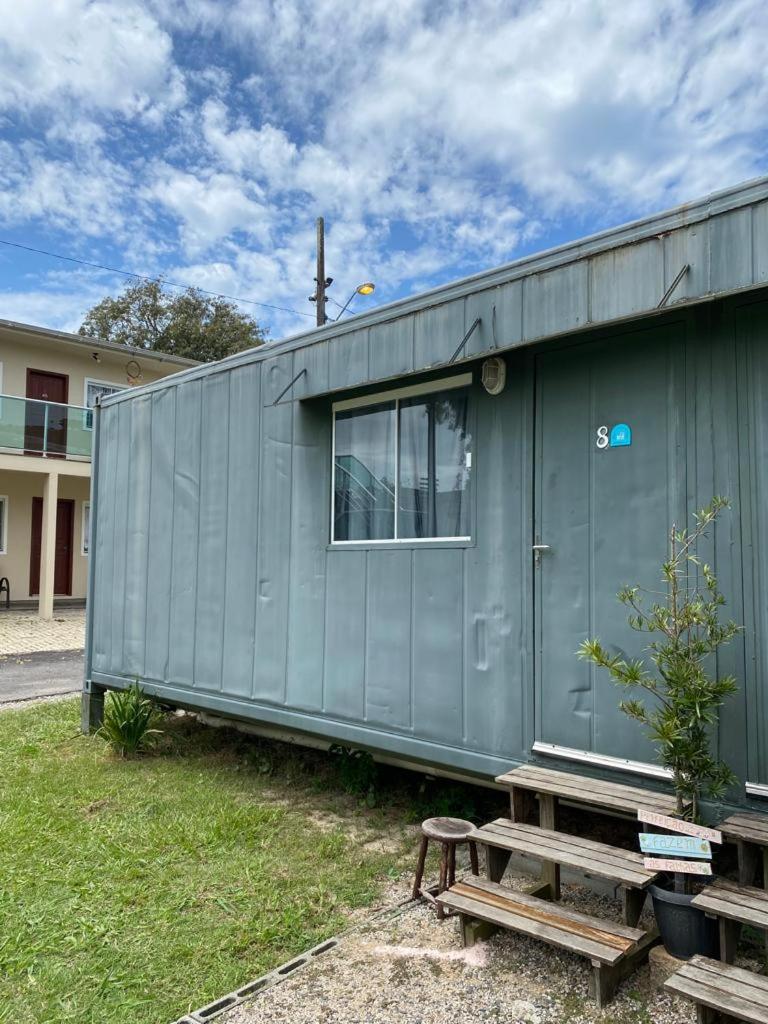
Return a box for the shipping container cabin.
[84,178,768,811]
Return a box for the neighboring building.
[84,177,768,810]
[0,320,197,617]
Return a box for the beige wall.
[0,329,174,403]
[0,326,192,606]
[0,470,91,599]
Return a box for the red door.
[25,370,69,456]
[29,498,74,596]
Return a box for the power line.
[0,236,316,320]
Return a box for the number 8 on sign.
[596,425,609,449]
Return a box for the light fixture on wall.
[334,282,376,320]
[91,352,101,362]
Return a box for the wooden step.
[720,813,768,847]
[438,877,644,964]
[692,878,768,930]
[469,819,658,889]
[495,764,679,817]
[438,877,659,1008]
[665,955,768,1024]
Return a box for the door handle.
[532,544,550,566]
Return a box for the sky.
[0,0,767,343]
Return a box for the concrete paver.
[0,607,85,656]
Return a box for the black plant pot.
[649,881,719,960]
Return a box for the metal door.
[533,326,686,768]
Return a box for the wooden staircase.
[436,765,665,1007]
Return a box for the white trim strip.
[331,537,471,547]
[532,741,674,781]
[745,782,768,799]
[333,372,472,412]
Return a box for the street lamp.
[334,282,376,320]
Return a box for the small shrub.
[98,682,163,757]
[328,744,378,804]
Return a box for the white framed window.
[332,373,473,544]
[0,495,8,555]
[82,502,91,556]
[83,378,126,428]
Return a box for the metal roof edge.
[0,318,201,368]
[99,173,768,407]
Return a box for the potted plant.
[578,496,741,959]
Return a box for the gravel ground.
[221,873,708,1024]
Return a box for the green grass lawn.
[0,699,412,1024]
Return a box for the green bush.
[578,497,741,822]
[98,682,163,758]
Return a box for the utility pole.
[312,216,331,326]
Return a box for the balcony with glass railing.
[0,394,92,461]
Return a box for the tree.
[79,278,267,362]
[578,497,741,824]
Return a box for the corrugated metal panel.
[168,380,202,690]
[144,388,176,683]
[412,548,464,744]
[368,316,414,380]
[220,363,261,698]
[254,354,294,703]
[323,550,366,721]
[328,328,369,391]
[413,299,465,368]
[193,373,230,691]
[364,549,412,730]
[524,262,589,340]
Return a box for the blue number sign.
[609,423,632,447]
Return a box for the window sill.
[327,538,474,551]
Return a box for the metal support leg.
[81,684,106,734]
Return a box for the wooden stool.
[412,816,479,919]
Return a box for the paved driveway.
[0,607,85,657]
[0,649,83,705]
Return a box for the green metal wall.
[86,293,768,807]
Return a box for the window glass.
[398,390,471,539]
[84,381,125,428]
[332,383,472,542]
[334,402,395,541]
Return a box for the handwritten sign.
[637,809,722,845]
[639,833,711,859]
[643,857,712,876]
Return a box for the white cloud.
[1,0,767,341]
[144,165,271,254]
[0,0,185,121]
